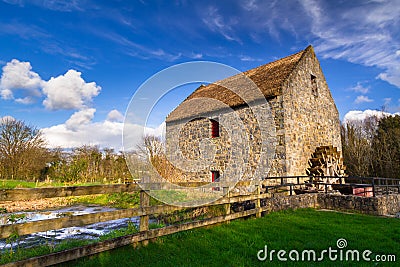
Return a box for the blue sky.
[0,0,399,149]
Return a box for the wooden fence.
[1,176,399,266]
[0,181,268,267]
[264,175,400,197]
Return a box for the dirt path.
[0,198,70,213]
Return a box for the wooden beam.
[0,183,140,201]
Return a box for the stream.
[0,205,143,251]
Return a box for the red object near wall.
[353,187,373,197]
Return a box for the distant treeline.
[341,114,400,178]
[0,118,140,183]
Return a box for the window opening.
[311,74,318,97]
[211,170,220,182]
[210,119,219,138]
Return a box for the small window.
[211,170,220,182]
[210,119,219,138]
[311,74,318,97]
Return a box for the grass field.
[0,179,103,189]
[64,208,400,267]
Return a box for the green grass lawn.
[65,209,400,267]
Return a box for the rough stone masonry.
[165,46,342,183]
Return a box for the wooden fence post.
[223,187,230,223]
[140,190,150,246]
[255,184,261,218]
[140,190,150,232]
[372,178,376,197]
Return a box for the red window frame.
[211,170,220,182]
[210,119,219,138]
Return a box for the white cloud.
[239,55,263,62]
[0,115,15,124]
[42,108,122,149]
[0,89,13,100]
[0,59,43,101]
[355,95,374,104]
[0,59,101,109]
[343,109,400,123]
[242,0,258,11]
[65,108,96,130]
[377,67,400,88]
[205,0,399,82]
[190,53,203,59]
[42,109,164,150]
[143,122,166,140]
[3,0,83,12]
[42,120,124,150]
[202,6,240,42]
[350,82,369,94]
[95,31,183,62]
[37,0,83,12]
[15,96,35,104]
[42,69,101,110]
[106,109,124,122]
[300,0,400,88]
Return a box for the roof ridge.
[166,46,310,122]
[243,48,306,75]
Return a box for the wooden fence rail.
[0,181,255,201]
[0,184,140,201]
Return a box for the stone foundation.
[260,194,400,216]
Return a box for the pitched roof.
[166,46,311,123]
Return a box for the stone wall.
[317,194,400,215]
[317,194,379,214]
[376,194,400,215]
[262,194,318,213]
[282,48,342,176]
[260,194,400,216]
[165,101,279,182]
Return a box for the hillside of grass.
[66,208,400,267]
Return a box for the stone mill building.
[164,45,344,184]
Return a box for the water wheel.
[306,145,346,190]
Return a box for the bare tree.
[138,135,165,161]
[341,117,378,177]
[0,118,48,180]
[135,135,186,183]
[372,115,400,178]
[341,114,400,178]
